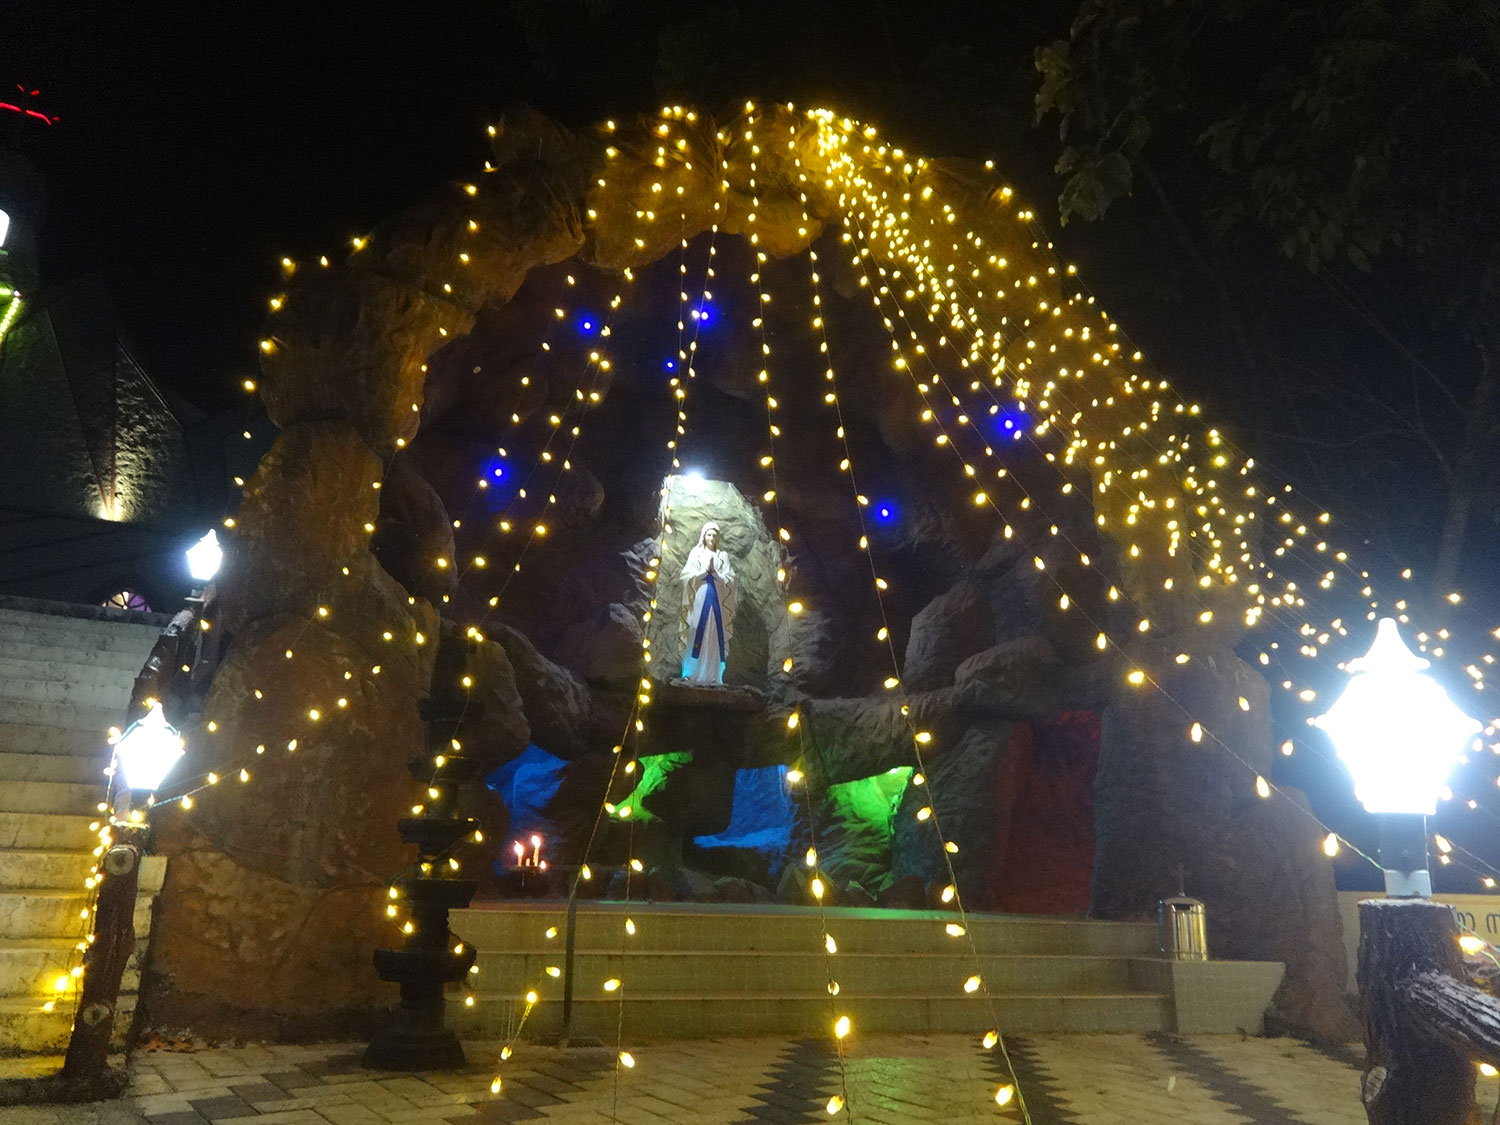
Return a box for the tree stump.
[1357,899,1476,1123]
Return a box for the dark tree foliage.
[1036,0,1500,601]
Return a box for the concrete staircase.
[0,599,170,1056]
[452,900,1270,1041]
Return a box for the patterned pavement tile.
[993,1035,1076,1125]
[1182,1035,1367,1125]
[1030,1033,1248,1125]
[92,1031,1404,1123]
[185,1093,261,1121]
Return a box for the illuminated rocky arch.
[144,102,1350,1041]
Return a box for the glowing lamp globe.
[114,702,185,794]
[185,529,222,583]
[1313,618,1480,816]
[0,208,9,248]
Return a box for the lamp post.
[1319,619,1494,1122]
[61,704,184,1085]
[1313,617,1481,897]
[185,529,222,589]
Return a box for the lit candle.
[512,841,525,867]
[530,835,542,866]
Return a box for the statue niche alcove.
[597,471,793,880]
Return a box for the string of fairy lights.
[744,126,856,1117]
[41,100,1500,1119]
[817,110,1485,764]
[796,210,1027,1116]
[389,267,633,1019]
[37,125,645,1037]
[490,158,728,1096]
[809,109,1500,866]
[822,117,1389,881]
[829,129,1391,890]
[464,149,700,1093]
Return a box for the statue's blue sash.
[691,573,726,662]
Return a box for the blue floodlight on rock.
[1313,617,1481,897]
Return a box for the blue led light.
[873,501,898,524]
[480,455,515,510]
[989,407,1029,441]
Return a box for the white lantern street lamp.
[110,702,185,822]
[1313,617,1481,897]
[185,529,223,585]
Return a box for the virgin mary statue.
[679,520,736,684]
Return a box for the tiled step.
[453,990,1173,1039]
[0,851,101,891]
[0,852,166,896]
[0,603,170,1059]
[0,993,139,1054]
[0,781,105,817]
[0,812,99,851]
[0,642,150,674]
[0,939,144,999]
[0,752,108,785]
[0,606,164,646]
[470,948,1136,997]
[0,699,124,736]
[0,657,141,689]
[451,903,1171,1040]
[0,887,157,941]
[0,724,114,758]
[0,676,138,710]
[453,902,1161,958]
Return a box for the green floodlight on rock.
[1313,617,1481,897]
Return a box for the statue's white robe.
[679,539,735,684]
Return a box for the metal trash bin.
[1159,894,1208,961]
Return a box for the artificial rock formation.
[148,100,1354,1044]
[1092,640,1354,1039]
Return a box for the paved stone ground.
[4,1034,1498,1124]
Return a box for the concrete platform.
[451,900,1284,1040]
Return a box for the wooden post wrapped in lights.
[63,703,186,1086]
[364,636,483,1071]
[1356,899,1500,1124]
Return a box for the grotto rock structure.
[142,102,1353,1043]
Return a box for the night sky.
[7,2,1500,888]
[2,2,1063,409]
[1,3,659,404]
